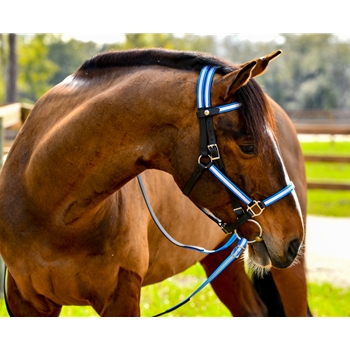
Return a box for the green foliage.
[0,34,5,102]
[17,34,58,103]
[47,35,102,84]
[222,34,350,111]
[104,33,217,54]
[1,33,350,110]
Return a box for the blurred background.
[1,33,350,111]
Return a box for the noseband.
[182,66,295,242]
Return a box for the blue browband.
[197,65,242,114]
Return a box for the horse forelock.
[75,48,275,148]
[235,80,276,149]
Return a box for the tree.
[222,33,350,111]
[47,36,101,85]
[104,33,217,54]
[6,33,17,103]
[17,34,58,103]
[0,34,5,102]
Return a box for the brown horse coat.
[0,49,308,316]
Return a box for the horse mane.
[75,48,276,144]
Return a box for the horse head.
[172,50,304,271]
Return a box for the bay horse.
[0,48,308,316]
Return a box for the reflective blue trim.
[197,66,210,108]
[159,226,237,254]
[137,174,237,254]
[154,238,248,317]
[209,165,295,208]
[218,102,242,113]
[262,182,295,207]
[208,165,252,205]
[204,67,218,108]
[197,66,242,113]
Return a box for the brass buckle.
[207,144,220,161]
[246,200,265,218]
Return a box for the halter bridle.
[182,65,295,242]
[136,65,297,316]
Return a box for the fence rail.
[295,124,350,135]
[304,155,350,163]
[303,153,350,190]
[1,105,350,190]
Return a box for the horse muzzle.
[248,235,303,269]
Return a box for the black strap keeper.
[197,107,220,118]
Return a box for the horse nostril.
[287,239,301,260]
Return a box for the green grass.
[308,282,350,317]
[300,141,350,155]
[1,263,349,317]
[139,264,231,317]
[305,162,350,182]
[307,189,350,217]
[300,141,350,217]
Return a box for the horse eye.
[239,145,255,154]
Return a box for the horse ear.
[240,50,282,78]
[213,61,257,101]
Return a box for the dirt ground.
[305,215,350,287]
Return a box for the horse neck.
[24,67,198,225]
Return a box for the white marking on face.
[266,127,303,221]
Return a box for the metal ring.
[197,155,211,165]
[234,219,263,244]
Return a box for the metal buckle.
[246,200,265,218]
[207,144,220,161]
[233,207,243,213]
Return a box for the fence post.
[0,117,3,298]
[0,257,3,299]
[0,117,3,172]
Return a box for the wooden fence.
[1,105,350,190]
[291,110,350,190]
[0,103,32,170]
[304,154,350,190]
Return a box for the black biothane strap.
[183,106,247,233]
[182,162,207,196]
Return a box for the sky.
[2,1,349,38]
[63,33,287,45]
